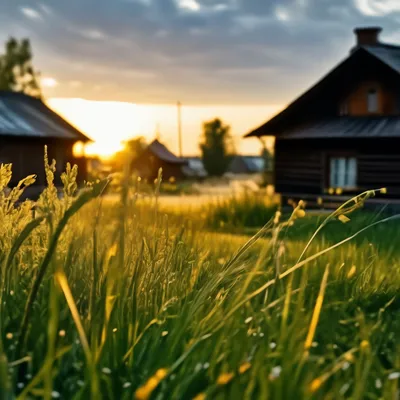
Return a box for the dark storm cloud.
[0,0,399,103]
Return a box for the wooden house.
[131,139,187,181]
[245,27,400,206]
[0,91,90,188]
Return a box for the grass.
[0,158,400,399]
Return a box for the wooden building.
[0,91,89,188]
[245,27,400,206]
[227,156,265,175]
[131,139,187,181]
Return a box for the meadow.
[0,157,400,399]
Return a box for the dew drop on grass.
[259,333,264,337]
[203,363,210,369]
[77,380,84,387]
[102,367,112,375]
[375,378,382,388]
[269,342,277,349]
[25,374,32,380]
[17,382,24,389]
[51,391,60,399]
[123,382,132,389]
[270,366,282,378]
[342,361,350,371]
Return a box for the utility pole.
[177,101,183,157]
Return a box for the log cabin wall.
[275,138,400,197]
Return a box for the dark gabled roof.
[147,139,186,164]
[279,117,400,139]
[245,42,400,139]
[228,155,265,174]
[0,91,90,142]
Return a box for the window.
[367,89,378,112]
[330,157,357,189]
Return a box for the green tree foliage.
[0,37,41,97]
[200,118,235,177]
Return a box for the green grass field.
[0,159,400,399]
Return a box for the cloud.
[0,0,397,104]
[20,6,42,20]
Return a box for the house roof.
[228,155,265,174]
[147,139,186,164]
[279,117,400,139]
[245,40,400,139]
[0,91,90,142]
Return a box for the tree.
[0,37,41,97]
[200,118,235,177]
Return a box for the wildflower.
[6,333,13,340]
[270,366,282,380]
[102,367,112,375]
[239,362,251,374]
[388,372,400,380]
[296,209,306,218]
[203,362,210,369]
[338,214,350,224]
[360,340,370,351]
[77,380,85,387]
[123,382,132,388]
[317,197,323,206]
[312,342,318,348]
[380,187,387,194]
[310,378,322,393]
[217,372,234,385]
[245,317,253,324]
[342,361,350,371]
[375,378,382,388]
[58,330,66,337]
[51,392,61,399]
[113,328,118,333]
[193,393,206,400]
[10,290,14,296]
[259,332,264,337]
[328,188,334,195]
[347,266,356,279]
[269,342,277,350]
[161,331,168,337]
[17,383,24,389]
[336,188,343,195]
[169,176,176,183]
[344,352,354,363]
[135,369,168,400]
[137,176,142,182]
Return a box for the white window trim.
[330,157,357,189]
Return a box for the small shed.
[0,91,90,187]
[131,139,187,181]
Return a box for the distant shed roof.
[147,139,186,164]
[0,91,90,141]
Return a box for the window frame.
[367,88,378,113]
[328,155,358,190]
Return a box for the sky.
[1,0,400,156]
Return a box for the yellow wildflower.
[344,352,355,363]
[135,369,168,400]
[239,362,251,374]
[380,187,387,194]
[193,393,206,400]
[310,378,322,393]
[169,176,176,183]
[347,266,356,279]
[338,215,350,224]
[336,188,343,195]
[296,209,306,218]
[217,372,234,385]
[360,340,370,351]
[328,188,334,195]
[317,197,323,206]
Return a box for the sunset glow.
[48,98,280,158]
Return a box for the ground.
[0,169,399,399]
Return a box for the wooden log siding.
[358,154,400,195]
[275,140,323,194]
[274,138,400,198]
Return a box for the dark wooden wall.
[275,138,400,197]
[0,137,86,187]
